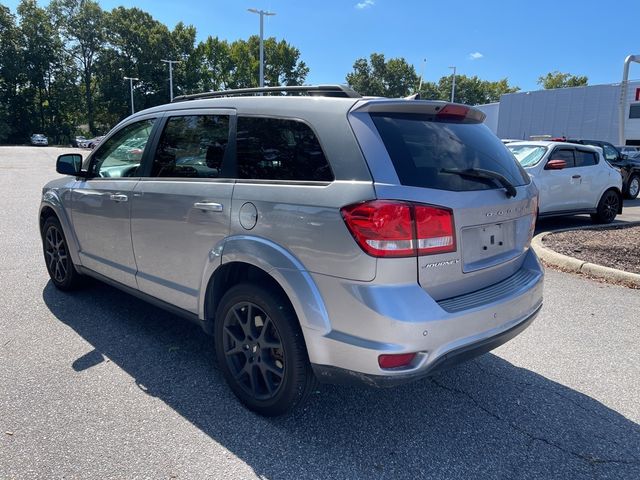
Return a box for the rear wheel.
[214,283,317,416]
[41,216,82,290]
[590,190,620,224]
[626,174,639,199]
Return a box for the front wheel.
[590,190,620,224]
[41,216,82,290]
[214,283,317,416]
[625,174,639,199]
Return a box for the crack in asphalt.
[474,362,640,455]
[429,377,640,470]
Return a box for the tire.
[625,174,639,200]
[590,190,620,224]
[214,283,317,416]
[41,216,82,290]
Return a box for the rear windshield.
[371,113,529,191]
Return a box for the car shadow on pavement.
[42,281,640,480]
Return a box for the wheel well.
[39,206,58,232]
[203,262,294,335]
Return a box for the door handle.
[194,201,223,212]
[109,194,128,202]
[572,175,581,179]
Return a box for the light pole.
[161,59,181,102]
[248,8,276,87]
[418,58,427,91]
[449,66,457,102]
[123,76,139,115]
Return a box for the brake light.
[340,200,456,258]
[414,205,456,255]
[436,104,485,123]
[437,104,469,119]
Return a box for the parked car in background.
[617,146,640,158]
[71,136,87,148]
[507,141,623,223]
[566,139,640,199]
[30,134,48,146]
[40,85,543,415]
[87,136,104,149]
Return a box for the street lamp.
[418,58,427,91]
[161,59,181,102]
[248,8,276,88]
[123,76,139,115]
[449,66,457,103]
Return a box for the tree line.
[0,0,588,145]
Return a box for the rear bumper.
[303,248,544,386]
[311,302,540,387]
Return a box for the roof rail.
[172,84,362,102]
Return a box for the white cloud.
[355,0,375,9]
[469,52,484,60]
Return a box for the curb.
[531,222,640,288]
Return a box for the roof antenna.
[405,93,421,100]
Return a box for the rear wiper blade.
[441,168,517,198]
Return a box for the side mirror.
[621,153,629,160]
[56,154,83,176]
[545,159,567,170]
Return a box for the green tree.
[0,5,24,142]
[17,0,58,134]
[50,0,106,134]
[538,71,588,89]
[425,74,519,105]
[346,53,418,97]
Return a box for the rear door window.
[151,115,229,178]
[575,150,598,167]
[236,117,333,181]
[370,113,528,192]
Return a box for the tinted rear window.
[371,113,529,191]
[236,117,333,181]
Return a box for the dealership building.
[477,80,640,145]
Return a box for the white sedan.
[507,141,623,223]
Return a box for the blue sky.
[6,0,640,91]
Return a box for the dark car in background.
[567,139,640,199]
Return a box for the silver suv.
[40,85,544,416]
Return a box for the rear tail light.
[340,200,455,258]
[378,353,417,369]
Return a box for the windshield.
[507,145,547,168]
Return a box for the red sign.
[636,88,640,101]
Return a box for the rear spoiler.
[349,99,486,123]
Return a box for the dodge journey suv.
[40,85,544,416]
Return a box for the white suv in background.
[507,141,622,223]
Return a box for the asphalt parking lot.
[1,146,639,480]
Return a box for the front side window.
[90,119,155,178]
[236,117,333,181]
[549,148,575,167]
[602,144,618,162]
[152,115,230,178]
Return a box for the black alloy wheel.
[42,217,81,290]
[214,283,317,416]
[222,301,286,400]
[591,190,620,224]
